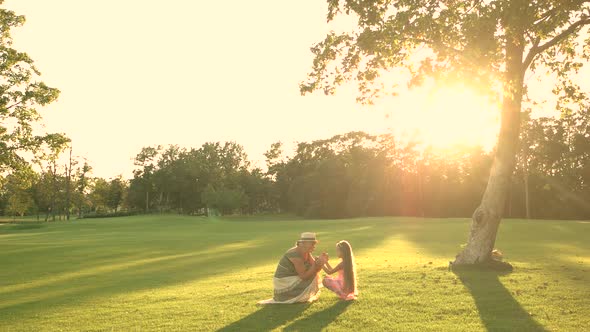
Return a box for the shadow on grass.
[0,223,46,232]
[217,301,352,332]
[0,247,246,312]
[216,303,310,332]
[283,300,352,332]
[7,215,582,330]
[0,216,405,328]
[0,217,399,315]
[397,218,559,331]
[453,269,547,332]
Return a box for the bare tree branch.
[5,100,24,110]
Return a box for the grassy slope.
[0,215,588,331]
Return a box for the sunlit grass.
[0,215,588,331]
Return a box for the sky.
[4,1,588,179]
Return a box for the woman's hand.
[313,256,324,266]
[290,256,322,280]
[314,256,325,266]
[314,252,329,264]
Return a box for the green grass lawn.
[0,215,588,331]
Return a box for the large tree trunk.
[453,21,525,265]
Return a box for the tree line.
[2,107,589,220]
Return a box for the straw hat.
[298,232,318,243]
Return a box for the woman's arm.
[289,256,324,280]
[322,261,334,274]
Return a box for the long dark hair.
[337,240,357,294]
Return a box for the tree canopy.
[300,0,590,265]
[0,1,69,174]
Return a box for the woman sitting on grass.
[322,240,358,301]
[258,232,328,304]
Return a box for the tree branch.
[5,100,24,110]
[522,36,541,69]
[533,6,561,27]
[523,17,590,70]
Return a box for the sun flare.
[387,85,501,151]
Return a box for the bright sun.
[385,85,500,151]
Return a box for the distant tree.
[4,164,36,218]
[106,176,126,212]
[126,142,253,215]
[89,178,110,213]
[201,184,247,216]
[264,142,286,179]
[264,142,290,212]
[517,111,537,219]
[132,146,160,212]
[0,175,6,214]
[238,168,276,214]
[76,162,92,218]
[515,108,590,220]
[64,147,74,220]
[6,194,31,219]
[31,170,52,221]
[153,145,181,212]
[302,1,590,265]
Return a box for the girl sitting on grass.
[322,240,358,300]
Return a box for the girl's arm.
[289,256,324,280]
[323,261,343,275]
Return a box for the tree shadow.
[0,250,240,312]
[453,269,547,332]
[283,300,353,332]
[216,303,310,332]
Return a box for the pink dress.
[322,270,358,300]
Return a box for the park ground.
[0,214,588,331]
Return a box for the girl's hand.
[315,256,326,266]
